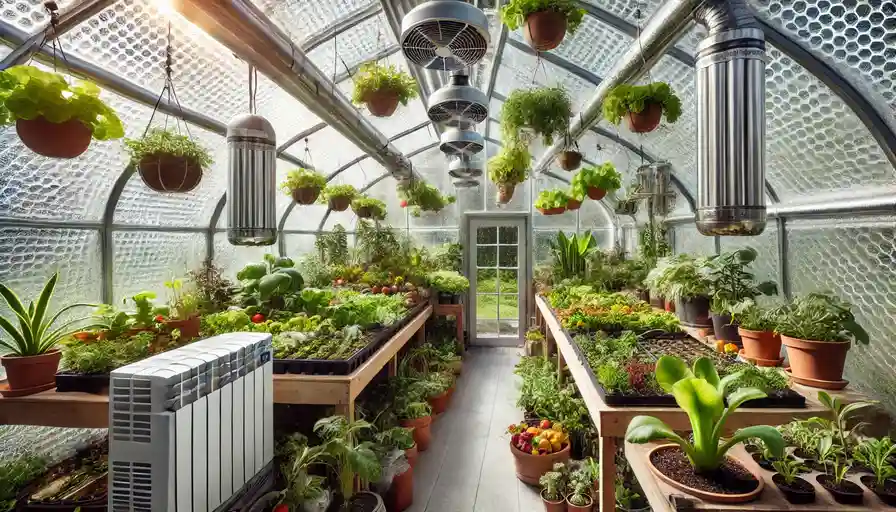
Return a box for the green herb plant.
[775,292,869,344]
[570,163,622,197]
[534,189,570,211]
[279,168,326,194]
[771,458,809,484]
[235,254,304,312]
[321,184,358,202]
[705,248,778,314]
[808,390,877,450]
[499,0,586,35]
[61,331,154,374]
[351,195,387,220]
[487,143,530,187]
[643,254,713,302]
[161,278,200,320]
[549,232,597,280]
[854,437,896,490]
[278,434,328,509]
[426,271,470,294]
[124,128,213,168]
[0,454,46,512]
[398,181,455,216]
[188,259,234,314]
[313,415,381,508]
[499,86,572,145]
[602,82,682,126]
[351,62,418,108]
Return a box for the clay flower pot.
[626,102,663,133]
[540,490,565,512]
[565,495,593,511]
[509,441,570,485]
[364,89,400,117]
[291,186,321,205]
[566,199,582,211]
[523,10,568,51]
[739,328,782,362]
[537,206,566,215]
[557,150,582,171]
[0,350,62,396]
[329,195,352,212]
[164,315,201,340]
[781,335,851,383]
[664,299,676,313]
[16,117,92,158]
[405,443,418,469]
[73,331,98,343]
[401,415,433,452]
[586,186,606,201]
[497,183,516,204]
[648,445,764,504]
[428,390,450,414]
[385,466,414,511]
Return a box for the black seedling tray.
[55,372,110,394]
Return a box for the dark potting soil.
[775,474,814,493]
[650,447,759,495]
[861,475,896,495]
[817,474,863,495]
[348,493,380,512]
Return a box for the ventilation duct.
[227,114,277,246]
[440,127,484,156]
[448,155,483,178]
[401,0,490,71]
[695,0,767,235]
[428,71,488,126]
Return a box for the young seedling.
[854,437,896,490]
[772,458,809,485]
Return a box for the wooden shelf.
[0,305,433,428]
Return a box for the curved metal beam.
[302,3,383,53]
[505,37,603,85]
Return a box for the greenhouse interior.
[0,0,894,510]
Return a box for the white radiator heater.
[108,332,274,512]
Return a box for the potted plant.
[615,479,650,512]
[625,355,785,503]
[557,144,582,171]
[423,371,454,414]
[351,62,418,118]
[730,301,782,364]
[488,143,530,203]
[602,82,682,133]
[499,86,572,145]
[0,65,125,158]
[817,459,864,505]
[855,437,896,505]
[771,458,815,504]
[57,331,154,393]
[426,271,470,304]
[322,184,358,212]
[705,248,778,344]
[570,163,622,201]
[126,128,213,193]
[158,278,201,340]
[0,273,98,396]
[499,0,585,51]
[280,167,327,205]
[398,181,455,216]
[398,401,433,452]
[507,419,571,484]
[279,433,331,512]
[376,426,418,470]
[644,254,713,328]
[776,292,869,385]
[313,415,384,511]
[565,469,594,511]
[566,187,583,211]
[539,470,565,512]
[535,189,569,215]
[351,195,387,220]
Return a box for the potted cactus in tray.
[280,167,327,205]
[603,82,682,133]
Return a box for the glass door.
[468,215,528,346]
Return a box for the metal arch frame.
[301,3,384,53]
[505,37,603,85]
[483,8,508,143]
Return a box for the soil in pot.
[347,491,386,512]
[523,11,567,51]
[400,416,432,452]
[364,89,400,117]
[428,391,450,414]
[17,117,92,158]
[650,446,761,500]
[329,196,352,212]
[385,467,413,512]
[817,474,864,505]
[782,336,851,383]
[1,349,62,393]
[711,313,740,343]
[626,103,663,133]
[861,475,896,506]
[586,186,606,201]
[557,150,582,171]
[565,495,593,511]
[540,490,565,512]
[739,328,782,362]
[292,186,321,205]
[497,184,515,204]
[773,473,816,505]
[139,154,203,193]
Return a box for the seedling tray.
[54,372,110,394]
[17,443,108,511]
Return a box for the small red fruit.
[335,278,344,286]
[155,315,165,322]
[400,200,408,208]
[390,285,399,294]
[251,313,265,324]
[540,419,551,429]
[382,287,391,295]
[371,286,381,294]
[273,505,289,512]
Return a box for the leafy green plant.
[0,65,124,140]
[279,434,328,509]
[398,181,455,216]
[351,62,418,107]
[124,128,213,167]
[705,248,778,313]
[428,242,463,272]
[61,331,154,374]
[0,273,98,356]
[375,426,416,451]
[351,195,387,220]
[534,188,570,210]
[313,415,381,506]
[775,292,869,344]
[188,259,234,314]
[124,291,160,329]
[500,0,586,34]
[638,224,670,268]
[643,254,713,301]
[728,300,780,332]
[398,400,432,420]
[625,355,785,472]
[602,82,682,126]
[854,437,896,489]
[808,390,877,449]
[488,143,530,186]
[426,270,470,294]
[235,254,304,311]
[316,224,349,266]
[499,86,572,145]
[615,480,643,510]
[549,232,597,280]
[772,458,809,484]
[279,167,326,194]
[0,454,46,511]
[827,458,852,486]
[322,184,358,202]
[539,471,564,501]
[571,163,622,196]
[161,278,200,320]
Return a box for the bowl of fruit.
[507,419,571,484]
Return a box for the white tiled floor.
[408,347,542,512]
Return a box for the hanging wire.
[144,22,193,141]
[303,137,314,170]
[634,5,654,86]
[30,2,73,72]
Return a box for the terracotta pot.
[73,331,98,343]
[540,490,565,512]
[329,196,352,212]
[385,467,414,511]
[586,186,606,201]
[711,313,740,343]
[405,444,418,469]
[510,441,570,485]
[428,390,450,414]
[648,445,764,504]
[291,186,321,205]
[365,89,400,117]
[138,154,203,193]
[16,117,92,158]
[566,199,582,210]
[739,328,782,362]
[537,206,566,215]
[565,496,593,511]
[664,299,676,313]
[782,335,851,383]
[626,102,663,133]
[164,315,201,340]
[497,183,516,204]
[523,10,568,51]
[1,350,62,393]
[446,385,455,404]
[676,296,712,328]
[401,416,432,452]
[354,205,375,219]
[557,150,582,171]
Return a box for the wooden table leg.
[556,340,565,385]
[388,355,397,377]
[456,309,464,355]
[335,399,354,422]
[599,436,617,512]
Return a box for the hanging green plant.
[534,188,569,215]
[0,65,125,158]
[351,195,387,220]
[487,143,531,204]
[280,167,327,205]
[500,0,586,51]
[398,181,455,217]
[351,62,419,118]
[322,184,358,212]
[125,128,214,193]
[602,82,682,133]
[571,162,622,201]
[500,86,572,145]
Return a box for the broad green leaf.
[258,273,291,300]
[626,416,687,445]
[31,273,57,337]
[656,356,692,393]
[272,257,294,269]
[719,425,785,460]
[672,378,723,462]
[276,268,304,291]
[725,387,767,412]
[692,357,720,387]
[237,262,268,281]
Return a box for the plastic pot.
[138,154,203,193]
[16,117,92,158]
[676,296,711,328]
[291,186,321,205]
[861,475,896,506]
[428,390,450,414]
[564,495,593,511]
[773,474,815,505]
[557,150,582,171]
[566,199,582,210]
[586,186,606,201]
[497,183,516,204]
[163,315,201,340]
[438,292,461,304]
[385,467,414,511]
[329,195,352,212]
[510,441,570,485]
[817,474,864,505]
[400,416,432,452]
[523,10,567,51]
[540,490,565,512]
[782,336,851,383]
[0,350,61,395]
[626,102,663,133]
[711,312,740,343]
[739,328,782,362]
[365,89,400,117]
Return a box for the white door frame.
[462,212,532,346]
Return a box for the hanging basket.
[523,11,568,51]
[138,153,203,193]
[16,117,92,159]
[291,186,321,205]
[566,198,582,210]
[365,89,400,117]
[496,183,516,204]
[586,186,607,201]
[626,102,663,133]
[615,200,638,216]
[537,206,566,216]
[329,195,352,212]
[353,205,374,218]
[557,150,582,171]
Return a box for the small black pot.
[711,312,741,344]
[817,474,865,505]
[792,448,815,461]
[438,292,461,304]
[774,474,816,504]
[752,452,777,471]
[676,296,712,328]
[861,475,896,506]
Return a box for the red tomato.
[382,287,391,295]
[273,505,289,512]
[400,200,408,208]
[371,286,381,294]
[251,313,265,324]
[154,315,165,322]
[540,419,551,429]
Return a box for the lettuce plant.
[322,184,358,201]
[279,167,326,193]
[488,143,531,186]
[125,128,213,167]
[626,355,785,472]
[351,195,387,220]
[500,0,586,34]
[534,188,570,210]
[602,82,682,126]
[571,163,622,194]
[499,86,572,145]
[351,62,418,107]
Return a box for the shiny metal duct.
[695,1,766,235]
[227,114,277,246]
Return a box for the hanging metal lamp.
[226,113,277,246]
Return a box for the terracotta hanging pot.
[537,207,566,216]
[365,89,400,117]
[626,102,663,133]
[0,350,62,396]
[781,336,851,383]
[329,195,352,212]
[510,441,570,485]
[163,315,201,340]
[523,11,568,51]
[586,186,607,201]
[139,154,203,193]
[16,117,92,159]
[557,150,582,171]
[496,183,516,204]
[291,186,321,205]
[353,205,375,219]
[739,328,782,362]
[566,198,582,211]
[400,415,433,452]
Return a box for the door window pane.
[477,294,498,319]
[499,319,520,335]
[498,269,518,293]
[477,246,497,267]
[498,246,518,267]
[476,318,498,336]
[477,226,497,244]
[477,268,497,292]
[498,294,519,321]
[499,226,518,245]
